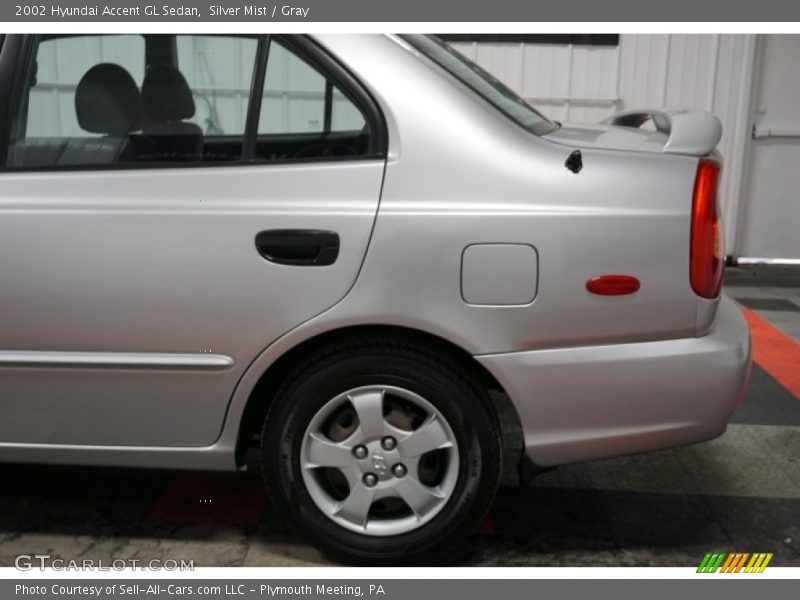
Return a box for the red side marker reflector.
[586,275,641,296]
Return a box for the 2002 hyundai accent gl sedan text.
[0,33,751,563]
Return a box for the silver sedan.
[0,33,751,563]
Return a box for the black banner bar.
[4,579,798,600]
[2,0,800,22]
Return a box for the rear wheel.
[260,336,501,564]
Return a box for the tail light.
[690,159,723,299]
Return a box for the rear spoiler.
[602,109,722,157]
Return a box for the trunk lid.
[542,109,722,157]
[542,123,668,154]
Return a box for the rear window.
[402,34,557,136]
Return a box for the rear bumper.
[476,296,752,466]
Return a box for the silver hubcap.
[300,385,459,536]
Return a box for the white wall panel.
[618,35,670,107]
[739,35,800,258]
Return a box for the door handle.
[255,229,340,266]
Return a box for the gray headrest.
[75,63,143,135]
[142,65,196,123]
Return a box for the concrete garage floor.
[1,268,798,567]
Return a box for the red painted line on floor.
[147,473,268,526]
[742,307,800,400]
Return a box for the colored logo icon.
[697,552,773,573]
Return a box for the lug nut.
[381,436,397,451]
[392,463,407,478]
[352,445,368,460]
[363,473,378,487]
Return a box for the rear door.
[0,34,385,447]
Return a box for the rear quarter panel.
[313,34,703,355]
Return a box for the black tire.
[260,333,502,565]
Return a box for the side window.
[6,34,257,168]
[255,39,370,160]
[24,35,145,138]
[175,35,256,138]
[3,35,380,170]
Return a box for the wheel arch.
[234,324,515,467]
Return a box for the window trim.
[323,79,334,134]
[242,34,271,161]
[0,34,388,174]
[0,35,29,166]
